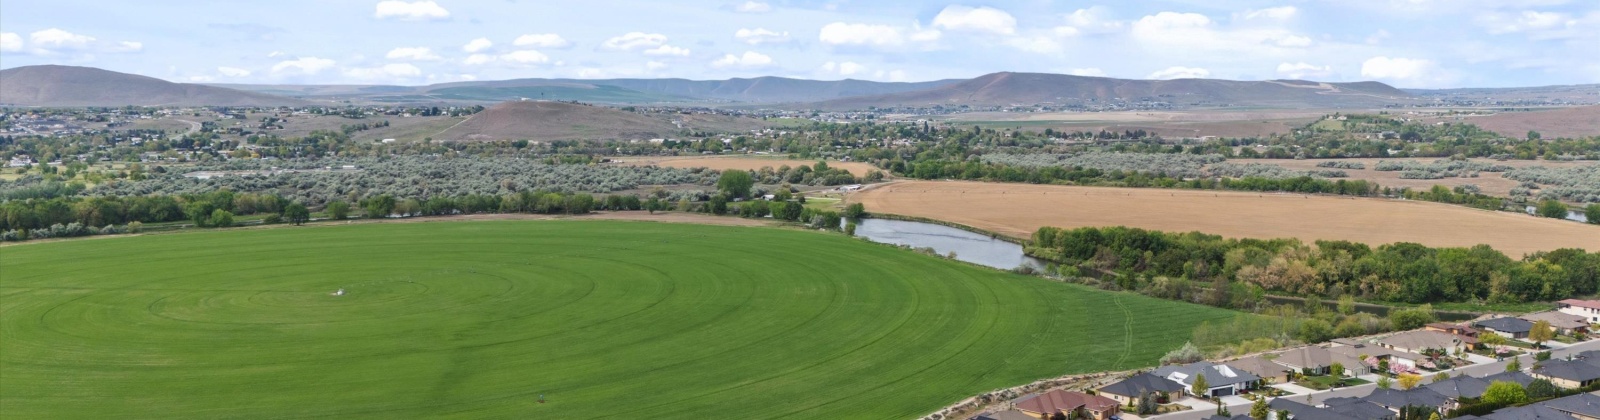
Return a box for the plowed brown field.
[853,180,1600,257]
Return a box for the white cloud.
[271,57,337,75]
[386,47,442,61]
[463,50,552,66]
[822,61,865,76]
[931,5,1017,36]
[462,38,493,53]
[343,63,424,80]
[267,51,285,58]
[1270,35,1313,47]
[735,28,790,45]
[643,45,690,56]
[1276,62,1333,79]
[187,75,216,83]
[1476,11,1573,35]
[734,1,771,13]
[602,32,668,51]
[374,0,450,21]
[513,34,571,49]
[29,28,95,50]
[500,50,551,64]
[1133,12,1213,35]
[1147,66,1210,79]
[646,61,668,71]
[1067,68,1107,77]
[113,41,143,52]
[1062,7,1124,34]
[819,23,906,47]
[1360,56,1435,81]
[217,66,252,77]
[710,51,774,69]
[0,33,21,52]
[873,69,909,82]
[1006,36,1062,53]
[1238,6,1298,21]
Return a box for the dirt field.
[1416,106,1600,138]
[948,109,1329,138]
[851,180,1600,257]
[611,155,881,176]
[1223,158,1596,198]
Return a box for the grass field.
[0,220,1238,418]
[852,180,1600,258]
[1220,158,1595,198]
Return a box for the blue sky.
[1,0,1595,88]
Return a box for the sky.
[0,0,1596,89]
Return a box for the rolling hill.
[810,72,1415,110]
[218,76,961,104]
[0,65,306,107]
[436,100,766,141]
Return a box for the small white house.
[1558,299,1600,323]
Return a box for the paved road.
[1149,339,1600,419]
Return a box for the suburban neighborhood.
[970,300,1600,420]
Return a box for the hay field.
[853,180,1600,257]
[612,155,880,176]
[1223,158,1596,198]
[0,220,1237,418]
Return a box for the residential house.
[1097,372,1185,405]
[1425,374,1492,402]
[1273,346,1336,375]
[1558,299,1600,324]
[1479,404,1578,420]
[1151,362,1262,398]
[1530,359,1600,389]
[1377,330,1471,368]
[1202,416,1254,420]
[1322,398,1402,420]
[1425,322,1481,343]
[1331,387,1451,413]
[1480,371,1539,387]
[1538,392,1600,420]
[969,410,1037,420]
[1013,390,1121,420]
[1225,355,1292,383]
[1268,398,1365,420]
[1476,317,1534,340]
[1519,311,1589,335]
[1326,342,1401,375]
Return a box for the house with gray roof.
[1477,317,1535,340]
[1518,311,1588,335]
[1538,392,1600,419]
[1481,371,1538,387]
[1268,398,1363,420]
[1425,374,1492,400]
[1151,361,1262,398]
[1225,355,1292,383]
[1530,358,1600,389]
[1479,404,1578,420]
[1097,372,1184,405]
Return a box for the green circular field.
[0,220,1237,418]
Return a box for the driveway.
[1150,339,1600,419]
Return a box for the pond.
[852,217,1482,320]
[850,218,1047,272]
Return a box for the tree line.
[1028,225,1600,305]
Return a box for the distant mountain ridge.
[809,72,1414,110]
[0,65,307,107]
[216,76,963,104]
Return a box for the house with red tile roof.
[1014,390,1121,420]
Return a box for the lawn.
[0,220,1239,418]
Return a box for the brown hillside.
[439,101,766,141]
[813,72,1414,110]
[0,65,305,107]
[1469,106,1600,139]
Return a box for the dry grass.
[611,155,881,177]
[851,180,1600,258]
[948,109,1327,138]
[1419,106,1600,138]
[1223,158,1595,197]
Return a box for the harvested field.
[852,180,1600,257]
[1427,106,1600,139]
[948,109,1328,138]
[1221,158,1596,198]
[612,155,881,176]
